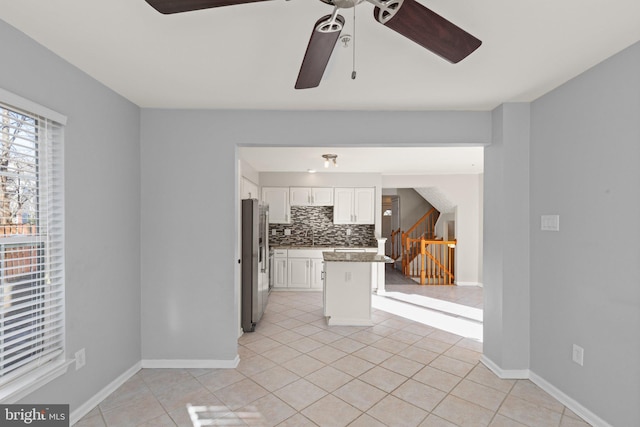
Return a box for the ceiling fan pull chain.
[351,0,357,79]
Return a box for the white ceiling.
[1,0,639,111]
[239,146,483,174]
[2,1,637,175]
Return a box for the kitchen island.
[322,251,393,326]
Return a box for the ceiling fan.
[143,0,482,89]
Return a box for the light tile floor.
[76,287,591,427]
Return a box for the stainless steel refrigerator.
[241,198,269,332]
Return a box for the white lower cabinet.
[272,250,288,289]
[272,248,374,290]
[310,258,325,290]
[271,249,328,290]
[288,258,310,288]
[287,249,324,289]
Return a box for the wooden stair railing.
[402,208,439,274]
[390,227,402,260]
[404,238,456,285]
[394,207,455,285]
[404,208,438,240]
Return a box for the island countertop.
[322,252,394,263]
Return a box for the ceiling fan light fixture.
[322,154,338,168]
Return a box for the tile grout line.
[244,312,486,427]
[83,287,583,427]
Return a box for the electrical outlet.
[271,229,276,236]
[572,344,584,366]
[284,229,291,236]
[75,348,86,370]
[346,229,352,236]
[541,215,560,231]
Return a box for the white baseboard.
[529,371,612,427]
[141,356,240,369]
[481,355,611,427]
[456,281,483,287]
[69,361,141,426]
[480,355,529,379]
[69,356,240,425]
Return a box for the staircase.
[391,208,456,285]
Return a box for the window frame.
[0,88,68,403]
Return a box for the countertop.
[322,252,394,263]
[271,245,377,250]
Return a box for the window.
[0,94,65,401]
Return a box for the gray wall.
[0,19,141,410]
[529,42,640,426]
[140,110,491,362]
[483,104,531,371]
[9,9,638,425]
[397,188,435,232]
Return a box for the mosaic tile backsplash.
[269,206,377,247]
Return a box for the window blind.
[0,100,65,390]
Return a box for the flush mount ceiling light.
[322,154,338,168]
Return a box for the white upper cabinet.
[333,188,355,223]
[333,187,375,224]
[354,187,375,224]
[289,187,334,206]
[289,187,312,206]
[311,187,334,206]
[262,187,290,223]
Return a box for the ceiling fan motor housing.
[320,0,366,8]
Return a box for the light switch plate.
[284,229,291,236]
[572,344,584,366]
[541,215,560,231]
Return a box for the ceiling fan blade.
[374,0,481,63]
[295,14,345,90]
[144,0,269,14]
